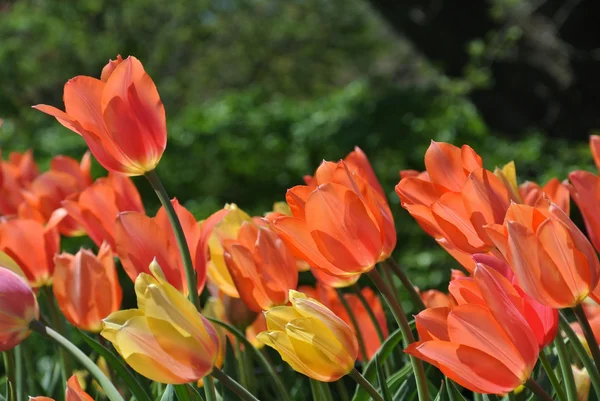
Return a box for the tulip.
[0,219,59,287]
[30,375,94,401]
[519,178,570,214]
[53,243,122,332]
[0,253,39,351]
[258,290,358,382]
[0,149,39,215]
[569,170,600,253]
[201,297,227,369]
[405,263,540,394]
[34,56,167,176]
[115,199,204,295]
[223,221,298,312]
[420,289,455,309]
[62,173,144,250]
[573,366,591,401]
[101,261,220,384]
[485,198,600,308]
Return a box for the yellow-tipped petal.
[264,306,301,331]
[101,309,144,347]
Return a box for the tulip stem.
[211,367,260,401]
[572,304,600,371]
[559,313,600,396]
[2,350,16,401]
[367,269,429,401]
[30,320,125,401]
[203,376,217,401]
[383,259,425,311]
[525,378,555,401]
[539,349,568,401]
[42,286,72,388]
[145,170,198,307]
[352,284,386,343]
[349,368,384,401]
[337,289,369,362]
[554,333,578,401]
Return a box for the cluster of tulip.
[2,54,600,401]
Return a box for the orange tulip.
[53,243,122,332]
[406,262,540,394]
[115,199,205,295]
[18,153,92,235]
[420,289,455,309]
[34,55,167,176]
[31,375,93,401]
[569,169,600,253]
[0,149,39,215]
[519,178,570,215]
[0,254,39,351]
[62,173,144,250]
[485,198,600,308]
[223,221,298,312]
[0,219,59,287]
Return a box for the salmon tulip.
[101,261,220,384]
[34,56,167,176]
[30,375,94,401]
[223,221,298,312]
[115,199,204,295]
[0,149,39,215]
[53,243,122,332]
[264,202,311,272]
[0,219,59,287]
[420,289,455,309]
[0,253,39,351]
[257,290,358,382]
[485,198,600,308]
[406,262,540,394]
[520,178,570,215]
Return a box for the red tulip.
[34,56,167,176]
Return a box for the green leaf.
[375,355,393,401]
[221,338,238,401]
[433,381,448,401]
[174,385,193,401]
[386,363,412,394]
[351,326,407,401]
[185,384,206,401]
[446,379,468,401]
[160,385,176,401]
[77,330,152,401]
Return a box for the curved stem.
[539,349,568,401]
[203,376,217,401]
[30,320,124,401]
[554,333,578,401]
[367,269,428,401]
[383,259,425,311]
[525,378,555,401]
[559,313,600,396]
[42,286,72,387]
[211,367,260,401]
[348,368,384,401]
[337,289,369,362]
[352,284,385,342]
[573,304,600,371]
[145,170,198,307]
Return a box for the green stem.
[337,289,369,362]
[473,394,483,401]
[384,259,425,311]
[348,368,384,401]
[203,376,217,401]
[145,170,198,307]
[42,286,72,386]
[3,351,15,401]
[211,367,260,401]
[572,304,600,371]
[524,378,555,401]
[367,269,429,401]
[554,333,578,401]
[539,349,567,401]
[30,320,124,401]
[352,284,385,342]
[206,317,293,401]
[559,313,600,396]
[236,340,249,389]
[13,346,22,401]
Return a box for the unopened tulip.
[115,199,204,295]
[31,375,95,401]
[53,243,122,332]
[0,219,59,287]
[573,366,591,401]
[34,56,167,176]
[485,198,600,308]
[0,253,39,351]
[101,261,220,384]
[257,290,358,382]
[406,263,540,394]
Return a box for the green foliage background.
[0,0,596,297]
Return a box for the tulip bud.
[257,290,358,382]
[573,365,591,401]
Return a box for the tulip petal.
[265,306,302,331]
[286,186,314,219]
[425,142,469,191]
[66,375,94,401]
[448,278,485,306]
[415,307,450,341]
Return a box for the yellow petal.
[264,306,301,331]
[0,251,27,280]
[101,309,144,348]
[273,202,292,216]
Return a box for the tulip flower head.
[30,375,94,401]
[0,149,39,216]
[53,243,122,332]
[34,55,167,176]
[101,260,220,384]
[0,253,39,351]
[257,290,358,382]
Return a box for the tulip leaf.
[221,338,239,401]
[77,330,153,401]
[175,385,206,401]
[351,326,405,401]
[160,385,176,401]
[185,385,206,401]
[433,381,448,401]
[375,355,393,401]
[445,379,468,401]
[385,363,412,394]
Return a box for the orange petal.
[286,185,313,219]
[569,170,600,252]
[66,375,94,401]
[425,141,469,191]
[414,307,450,341]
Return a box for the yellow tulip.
[257,290,358,382]
[100,260,220,384]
